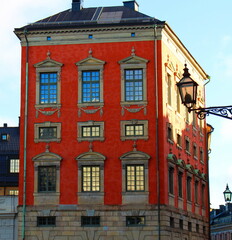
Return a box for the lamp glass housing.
[224,184,232,203]
[177,65,198,110]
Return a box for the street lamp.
[223,184,232,203]
[177,64,232,120]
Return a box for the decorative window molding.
[76,51,105,110]
[34,54,63,117]
[119,48,148,115]
[33,151,62,205]
[76,151,106,204]
[34,122,61,143]
[77,121,104,142]
[120,150,150,204]
[120,120,148,141]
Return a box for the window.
[126,216,145,226]
[121,120,148,141]
[33,152,61,205]
[202,184,205,207]
[126,165,144,191]
[131,32,136,37]
[196,223,199,233]
[1,134,8,141]
[38,166,56,192]
[39,127,57,139]
[125,69,143,102]
[177,133,182,148]
[10,159,19,173]
[9,190,19,195]
[188,222,192,232]
[82,126,100,138]
[178,172,183,198]
[195,181,199,203]
[120,151,150,204]
[200,148,204,162]
[167,73,172,105]
[34,122,61,142]
[34,58,62,108]
[168,167,174,194]
[81,216,100,227]
[37,216,56,227]
[88,34,93,39]
[119,53,148,105]
[179,219,183,229]
[82,166,100,192]
[82,71,100,103]
[170,217,175,228]
[187,176,192,201]
[39,73,57,104]
[78,121,104,142]
[47,36,51,41]
[76,55,105,107]
[185,137,190,153]
[76,151,105,204]
[167,123,173,142]
[125,124,144,136]
[193,143,197,159]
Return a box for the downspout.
[154,24,161,240]
[22,28,29,240]
[207,124,214,240]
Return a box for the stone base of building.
[17,204,209,240]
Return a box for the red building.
[15,0,210,239]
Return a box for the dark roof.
[15,5,164,32]
[0,126,19,154]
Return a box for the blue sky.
[1,0,232,208]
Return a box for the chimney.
[123,1,139,11]
[72,0,83,11]
[3,123,7,128]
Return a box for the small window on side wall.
[37,216,56,227]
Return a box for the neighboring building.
[14,0,210,239]
[211,203,232,239]
[0,123,19,240]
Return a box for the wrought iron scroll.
[193,106,232,120]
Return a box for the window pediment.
[119,55,149,65]
[76,151,106,161]
[34,59,63,68]
[76,56,105,67]
[167,154,177,164]
[120,151,150,161]
[33,152,62,162]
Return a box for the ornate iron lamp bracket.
[191,105,232,120]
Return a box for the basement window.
[81,216,100,227]
[37,216,56,227]
[126,216,145,226]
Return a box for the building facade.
[15,1,210,239]
[211,202,232,239]
[0,123,19,240]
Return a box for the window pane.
[125,69,143,101]
[126,216,145,226]
[39,127,57,139]
[82,126,100,138]
[10,159,19,173]
[125,124,144,136]
[40,73,57,104]
[82,166,100,192]
[38,166,56,192]
[126,165,144,191]
[82,71,100,103]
